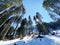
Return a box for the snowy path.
[0,35,60,45]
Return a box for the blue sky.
[22,0,53,23]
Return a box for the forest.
[0,0,60,41]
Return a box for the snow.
[0,38,20,45]
[51,30,60,36]
[22,35,32,43]
[0,30,60,45]
[45,35,60,45]
[0,34,60,45]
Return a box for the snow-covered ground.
[0,34,60,45]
